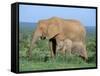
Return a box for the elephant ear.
[47,23,61,39]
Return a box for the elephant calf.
[56,35,88,61]
[56,38,72,56]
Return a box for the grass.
[19,54,95,71]
[19,26,97,72]
[19,61,95,72]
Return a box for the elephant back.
[63,20,86,43]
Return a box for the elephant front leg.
[49,41,54,58]
[49,39,57,58]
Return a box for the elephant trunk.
[27,30,40,59]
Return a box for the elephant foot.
[50,53,56,58]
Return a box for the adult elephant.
[27,17,87,61]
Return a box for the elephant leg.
[67,48,72,56]
[61,46,66,55]
[49,38,57,58]
[49,41,54,58]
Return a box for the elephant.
[27,17,87,61]
[56,37,88,61]
[56,37,72,56]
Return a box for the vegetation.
[19,23,96,72]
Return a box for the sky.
[19,4,96,26]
